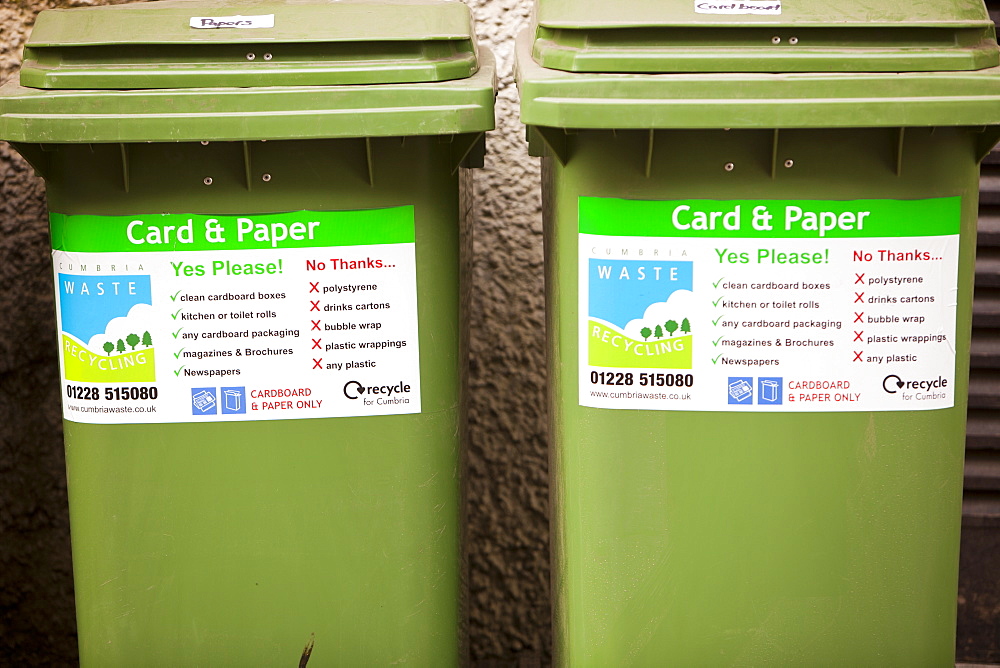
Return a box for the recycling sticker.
[578,196,961,412]
[53,208,421,424]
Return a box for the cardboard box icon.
[223,390,242,412]
[761,380,779,403]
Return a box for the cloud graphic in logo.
[588,259,693,330]
[86,303,156,351]
[622,289,695,340]
[59,274,152,343]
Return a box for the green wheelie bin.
[516,0,1000,664]
[0,0,494,664]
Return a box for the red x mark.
[853,351,863,362]
[855,273,865,284]
[312,358,323,369]
[854,312,864,323]
[312,338,322,349]
[309,282,319,293]
[854,292,865,303]
[311,320,321,331]
[854,331,863,342]
[310,300,320,311]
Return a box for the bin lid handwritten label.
[190,14,275,29]
[694,2,782,15]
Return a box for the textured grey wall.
[0,0,547,665]
[1,3,83,664]
[465,1,549,662]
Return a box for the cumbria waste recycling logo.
[588,259,693,369]
[58,274,156,383]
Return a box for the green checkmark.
[712,336,723,346]
[711,355,722,364]
[173,366,186,376]
[173,348,186,359]
[170,290,182,302]
[172,327,184,339]
[712,296,723,307]
[712,277,724,288]
[171,308,183,320]
[712,315,724,326]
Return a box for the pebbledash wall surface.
[0,1,997,666]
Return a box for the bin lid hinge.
[529,126,569,166]
[975,126,1000,163]
[119,143,130,193]
[9,142,50,180]
[450,133,486,173]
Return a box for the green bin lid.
[21,0,480,89]
[0,0,496,142]
[533,0,1000,73]
[516,0,1000,131]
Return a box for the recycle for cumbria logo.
[58,274,156,382]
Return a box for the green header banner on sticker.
[50,207,415,253]
[579,197,961,239]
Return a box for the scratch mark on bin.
[863,414,878,461]
[406,598,428,618]
[299,632,315,667]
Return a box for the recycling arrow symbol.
[343,380,365,400]
[883,374,904,394]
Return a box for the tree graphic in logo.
[100,332,153,355]
[637,317,690,338]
